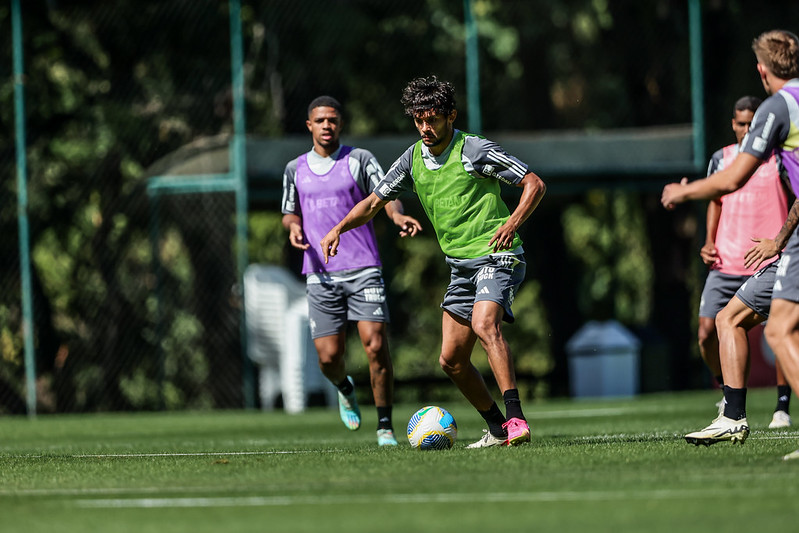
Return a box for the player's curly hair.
[752,30,799,80]
[401,76,456,117]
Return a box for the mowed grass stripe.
[72,486,772,508]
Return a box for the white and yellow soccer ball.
[407,405,457,450]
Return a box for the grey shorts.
[735,261,778,319]
[306,270,390,339]
[698,270,749,318]
[772,229,799,303]
[442,252,526,324]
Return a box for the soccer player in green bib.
[321,76,547,447]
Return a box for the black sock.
[336,378,353,396]
[722,385,747,420]
[776,385,792,414]
[502,389,525,421]
[377,406,393,430]
[478,403,507,438]
[715,375,724,387]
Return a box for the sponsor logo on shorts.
[372,308,384,316]
[774,280,784,292]
[478,286,491,295]
[363,287,385,303]
[477,266,495,282]
[309,318,317,333]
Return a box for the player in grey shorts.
[699,271,750,321]
[306,269,391,338]
[686,200,799,446]
[443,254,526,324]
[735,262,779,318]
[281,95,422,447]
[773,229,799,302]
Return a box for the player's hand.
[393,214,422,238]
[489,222,517,252]
[661,177,689,209]
[699,242,718,267]
[744,237,779,270]
[320,230,341,264]
[288,225,310,250]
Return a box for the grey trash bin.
[566,320,641,398]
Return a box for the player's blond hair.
[752,30,799,80]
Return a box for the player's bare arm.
[745,198,799,269]
[321,192,391,263]
[661,153,762,209]
[489,171,546,252]
[700,200,721,266]
[282,213,310,250]
[383,199,423,238]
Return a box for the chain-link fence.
[2,1,243,413]
[7,0,794,414]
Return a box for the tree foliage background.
[3,0,799,413]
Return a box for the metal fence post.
[463,0,482,134]
[229,0,255,409]
[12,0,37,417]
[689,0,706,170]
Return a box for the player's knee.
[316,346,344,368]
[714,311,734,336]
[439,353,460,376]
[361,333,386,359]
[764,320,785,349]
[471,316,502,343]
[697,319,716,347]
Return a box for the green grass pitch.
[1,389,797,532]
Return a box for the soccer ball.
[407,405,457,450]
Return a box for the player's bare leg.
[765,300,799,457]
[471,300,516,393]
[356,320,397,445]
[684,298,759,447]
[356,320,393,408]
[764,300,799,394]
[470,300,530,445]
[698,315,723,382]
[439,311,489,410]
[315,332,361,431]
[314,332,347,384]
[698,315,725,413]
[716,297,764,389]
[440,311,507,447]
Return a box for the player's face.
[731,109,754,145]
[306,106,341,155]
[413,110,456,154]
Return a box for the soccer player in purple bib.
[662,30,799,459]
[281,96,422,446]
[692,96,792,427]
[321,76,547,448]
